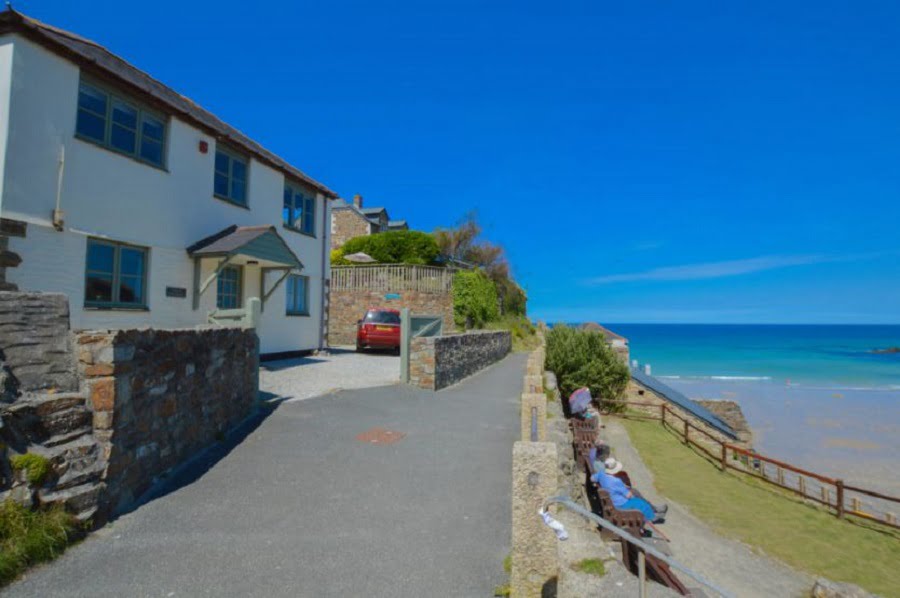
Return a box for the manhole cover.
[355,427,406,445]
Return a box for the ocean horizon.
[584,323,900,389]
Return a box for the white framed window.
[214,147,249,206]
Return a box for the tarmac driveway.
[4,353,526,597]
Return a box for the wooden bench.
[570,420,690,596]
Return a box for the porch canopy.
[187,225,303,310]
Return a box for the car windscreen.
[364,311,401,325]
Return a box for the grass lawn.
[0,501,79,586]
[619,417,900,597]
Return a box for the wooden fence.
[331,265,453,293]
[607,400,900,531]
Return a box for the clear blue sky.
[23,0,900,323]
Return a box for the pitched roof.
[360,207,387,216]
[0,9,337,199]
[630,368,737,440]
[387,220,408,228]
[187,225,302,269]
[581,322,628,343]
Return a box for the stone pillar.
[521,393,547,441]
[511,441,558,598]
[524,374,543,394]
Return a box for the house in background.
[330,194,408,249]
[0,9,337,356]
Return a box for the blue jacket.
[592,471,630,508]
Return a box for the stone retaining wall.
[0,291,77,395]
[328,288,454,346]
[77,327,259,513]
[408,330,511,390]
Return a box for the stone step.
[38,481,104,522]
[8,392,86,416]
[32,435,104,489]
[4,394,92,443]
[43,425,95,448]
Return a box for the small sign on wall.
[385,293,401,301]
[166,286,188,298]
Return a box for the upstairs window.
[216,265,243,309]
[283,182,315,236]
[214,147,248,206]
[286,274,309,316]
[85,239,148,308]
[76,80,167,168]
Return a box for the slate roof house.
[330,194,408,249]
[0,9,338,355]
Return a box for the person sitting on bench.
[592,458,667,524]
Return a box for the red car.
[356,308,402,352]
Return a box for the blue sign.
[385,293,401,300]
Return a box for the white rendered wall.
[0,37,13,210]
[1,35,329,354]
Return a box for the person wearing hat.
[591,458,667,524]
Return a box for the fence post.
[777,468,785,486]
[836,480,845,519]
[719,444,727,471]
[683,420,689,444]
[821,486,829,505]
[799,476,806,496]
[660,403,666,425]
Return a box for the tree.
[334,230,440,265]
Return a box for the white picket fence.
[331,265,453,293]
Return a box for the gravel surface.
[605,419,813,598]
[259,348,399,403]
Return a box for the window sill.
[286,311,310,318]
[74,134,168,172]
[213,194,250,210]
[84,304,150,312]
[282,224,316,239]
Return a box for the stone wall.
[0,218,26,292]
[328,288,454,346]
[409,330,511,390]
[330,209,374,249]
[0,291,77,395]
[77,328,259,513]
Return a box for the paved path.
[5,354,526,597]
[259,348,399,403]
[605,419,813,598]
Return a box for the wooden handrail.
[608,399,900,523]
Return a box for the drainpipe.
[318,194,329,351]
[52,144,66,231]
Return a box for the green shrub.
[10,453,51,486]
[545,325,629,408]
[0,501,77,586]
[486,314,540,352]
[453,269,499,329]
[338,230,440,265]
[496,278,527,316]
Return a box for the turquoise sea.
[598,324,900,494]
[607,324,900,389]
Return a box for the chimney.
[352,194,363,208]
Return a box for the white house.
[0,9,338,356]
